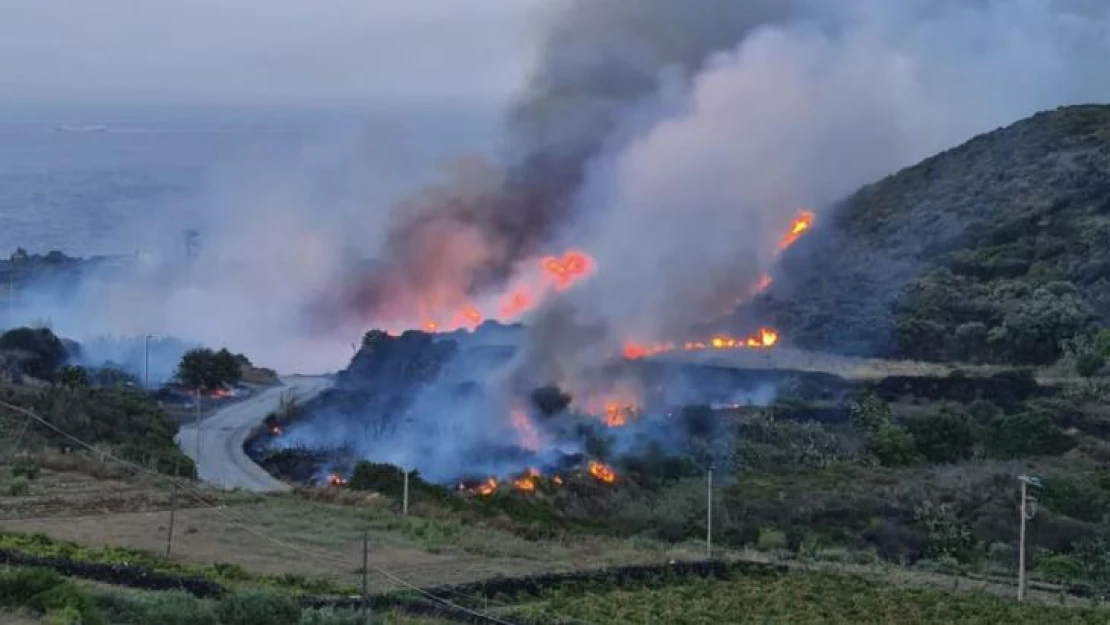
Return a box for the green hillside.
[761,104,1110,365]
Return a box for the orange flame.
[270,425,282,436]
[580,392,640,427]
[512,467,543,492]
[776,209,815,253]
[622,327,779,361]
[477,477,498,496]
[588,461,617,484]
[552,475,564,486]
[327,473,348,486]
[756,273,773,293]
[541,250,595,291]
[498,288,533,320]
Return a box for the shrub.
[11,453,40,479]
[757,527,788,552]
[0,567,65,604]
[986,412,1074,458]
[299,607,372,625]
[46,606,83,625]
[0,567,102,625]
[135,590,218,625]
[215,589,301,625]
[7,476,30,496]
[905,411,975,464]
[1076,352,1106,378]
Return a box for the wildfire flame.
[588,461,617,484]
[510,469,538,492]
[776,209,815,254]
[270,425,282,436]
[552,475,564,486]
[327,473,348,487]
[477,477,498,496]
[541,250,595,291]
[580,392,641,427]
[621,327,779,361]
[383,209,814,338]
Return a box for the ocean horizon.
[0,103,504,257]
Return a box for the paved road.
[175,375,332,492]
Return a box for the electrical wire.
[0,398,528,625]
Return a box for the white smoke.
[552,0,1110,346]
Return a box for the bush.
[11,453,40,480]
[135,590,218,625]
[905,411,975,464]
[986,412,1074,458]
[757,527,788,552]
[6,477,30,496]
[0,567,102,625]
[299,607,372,625]
[1076,352,1106,378]
[0,567,65,604]
[215,589,301,625]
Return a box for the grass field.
[0,463,709,594]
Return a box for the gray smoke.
[512,0,1110,386]
[340,0,800,324]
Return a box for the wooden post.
[361,528,370,618]
[165,482,177,558]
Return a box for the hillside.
[759,104,1110,365]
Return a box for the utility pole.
[401,415,411,516]
[1017,474,1042,602]
[194,389,202,471]
[165,481,177,558]
[144,334,151,390]
[706,466,713,560]
[361,528,370,619]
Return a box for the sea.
[0,104,504,257]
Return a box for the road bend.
[175,375,331,492]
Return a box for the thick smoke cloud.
[513,0,1110,385]
[342,0,799,325]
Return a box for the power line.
[0,398,527,625]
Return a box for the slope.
[757,104,1110,364]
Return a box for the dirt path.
[175,376,331,492]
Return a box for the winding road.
[175,375,332,492]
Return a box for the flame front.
[622,326,779,361]
[327,473,348,486]
[541,250,595,291]
[776,209,815,254]
[477,477,498,496]
[588,461,617,484]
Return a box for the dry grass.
[0,610,43,625]
[0,465,706,593]
[658,346,1059,382]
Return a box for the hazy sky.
[0,0,545,108]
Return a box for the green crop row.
[497,571,1110,625]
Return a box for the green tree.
[213,348,243,387]
[905,411,975,464]
[0,327,68,380]
[177,348,241,391]
[54,365,89,388]
[1076,351,1106,378]
[850,394,918,466]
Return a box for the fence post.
[165,482,177,558]
[361,528,370,620]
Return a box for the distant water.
[0,105,503,256]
